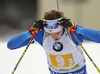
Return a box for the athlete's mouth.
[55,38,59,41]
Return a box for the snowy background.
[0,41,100,74]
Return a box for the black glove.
[29,19,45,35]
[33,19,45,30]
[58,18,77,31]
[58,18,73,28]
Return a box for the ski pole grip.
[69,29,76,37]
[30,29,40,42]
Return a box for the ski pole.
[56,0,59,10]
[69,29,100,73]
[11,29,40,74]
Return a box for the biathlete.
[7,9,100,74]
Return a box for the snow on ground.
[0,41,100,74]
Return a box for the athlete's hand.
[59,18,77,32]
[29,19,45,35]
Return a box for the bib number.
[49,53,75,67]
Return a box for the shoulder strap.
[43,30,49,43]
[65,28,83,54]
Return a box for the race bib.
[49,53,75,68]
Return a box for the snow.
[0,41,100,74]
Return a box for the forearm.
[76,27,100,43]
[7,31,32,49]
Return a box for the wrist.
[29,27,36,35]
[29,30,35,35]
[67,23,77,32]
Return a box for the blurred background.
[0,0,100,42]
[0,0,100,74]
[0,0,37,41]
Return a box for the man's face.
[47,29,63,41]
